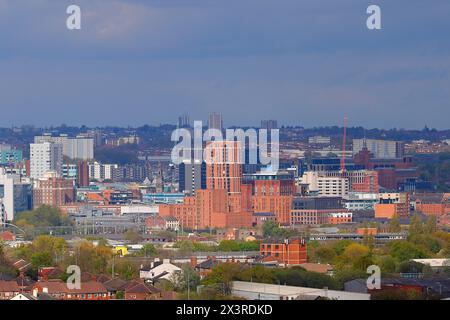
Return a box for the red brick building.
[33,280,110,300]
[260,238,307,265]
[33,173,76,209]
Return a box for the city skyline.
[0,0,449,129]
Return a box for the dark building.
[77,161,90,187]
[292,196,344,210]
[178,161,206,196]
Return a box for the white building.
[231,281,370,300]
[300,171,349,197]
[308,136,331,145]
[352,139,403,159]
[0,168,32,221]
[88,162,118,182]
[35,134,94,160]
[30,142,63,179]
[139,258,182,283]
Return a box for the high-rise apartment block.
[30,142,63,179]
[179,160,206,196]
[352,139,404,159]
[205,141,243,194]
[35,134,94,160]
[88,162,118,182]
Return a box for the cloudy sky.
[0,0,449,129]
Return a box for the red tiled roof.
[125,282,161,294]
[35,280,108,294]
[0,280,20,292]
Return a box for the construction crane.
[340,116,348,177]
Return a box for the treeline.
[173,240,260,253]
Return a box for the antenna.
[340,116,348,177]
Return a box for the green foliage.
[408,214,424,237]
[202,263,243,294]
[170,264,201,292]
[389,214,401,233]
[136,243,157,257]
[331,240,353,256]
[14,205,72,228]
[387,240,428,262]
[262,220,294,238]
[374,255,397,275]
[235,265,277,284]
[314,246,336,264]
[0,242,17,276]
[424,215,437,234]
[218,240,259,252]
[110,258,140,280]
[272,267,339,290]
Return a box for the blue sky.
[0,0,449,129]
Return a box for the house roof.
[0,280,20,292]
[381,278,450,295]
[13,292,56,300]
[196,258,219,270]
[96,274,112,283]
[125,282,161,294]
[103,278,128,291]
[35,280,108,294]
[298,263,333,274]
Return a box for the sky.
[0,0,449,129]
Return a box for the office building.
[30,142,63,179]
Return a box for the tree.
[170,264,200,293]
[218,240,241,252]
[236,265,276,284]
[124,229,142,243]
[315,246,336,264]
[0,242,17,276]
[409,214,423,237]
[341,243,370,264]
[138,243,157,257]
[424,215,437,234]
[14,205,72,228]
[389,214,401,233]
[374,255,397,275]
[202,263,242,295]
[388,240,428,262]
